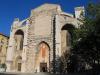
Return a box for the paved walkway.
[0,72,93,75]
[0,72,55,75]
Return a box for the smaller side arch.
[16,56,22,60]
[61,24,75,54]
[14,29,24,51]
[15,56,22,71]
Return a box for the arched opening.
[14,30,24,51]
[61,24,75,54]
[15,56,22,71]
[35,41,50,72]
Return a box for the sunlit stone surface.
[6,3,83,73]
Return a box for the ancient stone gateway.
[6,3,83,72]
[36,41,50,72]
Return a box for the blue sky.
[0,0,97,36]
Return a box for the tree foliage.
[72,2,100,66]
[60,2,100,73]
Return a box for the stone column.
[25,17,35,72]
[55,15,61,73]
[22,23,29,72]
[6,61,11,72]
[6,31,15,72]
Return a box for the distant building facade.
[0,33,9,65]
[6,4,84,72]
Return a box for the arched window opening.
[61,24,75,53]
[38,41,50,59]
[14,30,24,51]
[15,56,22,71]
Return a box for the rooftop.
[0,33,9,38]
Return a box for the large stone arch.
[61,24,75,54]
[14,29,24,51]
[35,41,50,72]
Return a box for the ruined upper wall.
[30,4,61,15]
[30,3,74,17]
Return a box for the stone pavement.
[0,72,93,75]
[0,72,55,75]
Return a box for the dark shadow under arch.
[61,24,75,30]
[15,29,24,37]
[61,24,75,36]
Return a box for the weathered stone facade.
[6,3,83,72]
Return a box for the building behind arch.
[6,3,83,72]
[0,33,9,66]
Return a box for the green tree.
[72,2,100,69]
